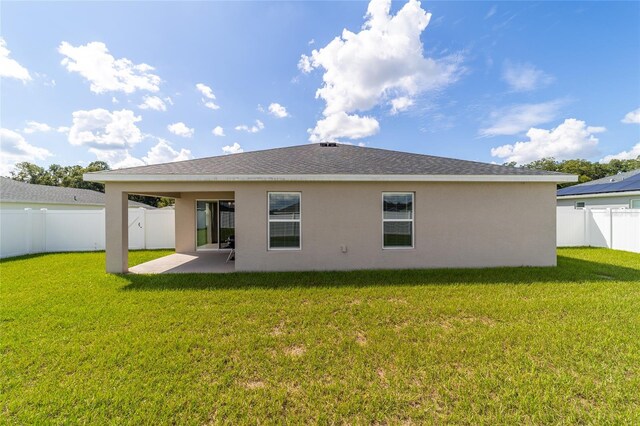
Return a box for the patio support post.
[105,185,128,273]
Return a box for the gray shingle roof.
[557,169,640,196]
[0,178,154,208]
[90,143,569,177]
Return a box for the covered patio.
[129,251,235,274]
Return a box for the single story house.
[556,169,640,209]
[0,177,154,210]
[84,143,576,273]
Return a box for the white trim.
[84,173,576,183]
[382,192,415,250]
[267,192,301,251]
[557,190,640,200]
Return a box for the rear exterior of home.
[85,143,576,273]
[556,169,640,210]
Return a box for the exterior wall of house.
[234,181,557,271]
[557,194,639,209]
[103,181,557,272]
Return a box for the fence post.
[24,208,32,254]
[609,208,613,249]
[40,208,47,252]
[584,208,590,247]
[139,207,146,250]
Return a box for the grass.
[1,248,639,424]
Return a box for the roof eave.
[84,173,577,184]
[557,190,640,199]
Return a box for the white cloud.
[196,83,215,99]
[0,38,31,82]
[300,0,462,141]
[235,120,264,133]
[502,61,554,92]
[23,121,53,134]
[222,142,243,154]
[58,41,161,94]
[308,111,379,142]
[112,97,119,104]
[485,5,497,19]
[268,103,289,118]
[212,126,225,137]
[490,118,603,164]
[23,121,70,134]
[89,149,145,169]
[203,101,220,110]
[196,83,220,110]
[480,100,564,137]
[390,96,414,114]
[621,108,640,124]
[0,129,52,175]
[143,139,192,164]
[600,142,640,163]
[69,109,143,149]
[167,122,194,138]
[138,95,167,111]
[90,139,192,170]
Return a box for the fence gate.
[128,208,146,250]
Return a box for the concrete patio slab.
[129,251,234,274]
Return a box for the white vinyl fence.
[557,208,640,253]
[0,208,175,258]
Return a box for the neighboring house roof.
[86,143,575,183]
[557,169,640,197]
[0,177,154,208]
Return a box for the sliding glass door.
[196,200,234,250]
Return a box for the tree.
[10,162,49,185]
[519,156,640,188]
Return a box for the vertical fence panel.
[144,209,175,249]
[611,209,640,253]
[0,210,30,258]
[45,210,107,252]
[588,209,611,248]
[556,208,586,246]
[128,208,146,250]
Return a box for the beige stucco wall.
[105,180,557,272]
[234,181,557,271]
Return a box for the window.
[268,192,301,249]
[382,192,414,248]
[575,201,586,209]
[631,199,640,209]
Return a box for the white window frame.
[575,201,586,209]
[631,199,640,209]
[382,192,415,249]
[267,192,302,251]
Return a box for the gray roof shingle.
[0,178,154,208]
[89,143,569,177]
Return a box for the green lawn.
[1,248,639,424]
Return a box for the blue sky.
[1,0,639,174]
